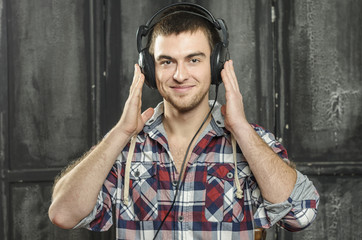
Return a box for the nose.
[173,62,189,82]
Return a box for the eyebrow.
[156,55,173,61]
[187,52,206,59]
[156,52,206,61]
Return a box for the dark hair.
[148,6,221,55]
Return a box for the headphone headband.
[137,2,228,52]
[146,3,219,29]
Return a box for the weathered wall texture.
[0,0,102,239]
[280,0,362,163]
[7,0,91,169]
[277,0,362,239]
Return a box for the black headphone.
[136,2,229,89]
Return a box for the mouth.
[170,85,195,93]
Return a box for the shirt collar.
[143,101,226,137]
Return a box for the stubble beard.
[164,89,209,113]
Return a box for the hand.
[220,60,248,134]
[117,64,154,138]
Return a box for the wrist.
[103,124,134,147]
[229,119,251,137]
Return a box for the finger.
[141,107,155,123]
[132,74,145,101]
[127,73,144,111]
[130,64,138,93]
[221,62,234,93]
[135,72,145,92]
[224,60,239,91]
[130,64,142,94]
[220,105,226,116]
[228,60,240,92]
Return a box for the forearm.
[233,122,296,204]
[49,125,131,229]
[48,64,152,229]
[220,60,297,203]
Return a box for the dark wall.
[0,0,110,239]
[0,0,361,239]
[279,0,362,165]
[276,0,362,239]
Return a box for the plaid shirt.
[75,101,319,240]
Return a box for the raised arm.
[48,64,154,229]
[220,60,297,204]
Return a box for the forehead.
[153,30,211,58]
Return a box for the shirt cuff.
[73,205,98,229]
[254,170,317,227]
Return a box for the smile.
[170,85,195,93]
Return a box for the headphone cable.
[153,85,219,239]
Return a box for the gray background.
[0,0,361,239]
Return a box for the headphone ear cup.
[138,49,157,89]
[210,43,228,85]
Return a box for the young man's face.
[153,29,212,112]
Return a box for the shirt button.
[227,172,234,179]
[172,180,178,187]
[134,170,140,177]
[178,215,184,222]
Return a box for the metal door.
[275,0,362,239]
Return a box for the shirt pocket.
[205,163,248,223]
[120,162,158,221]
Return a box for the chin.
[171,104,196,113]
[163,88,209,112]
[167,97,205,113]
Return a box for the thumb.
[220,105,226,116]
[141,107,154,123]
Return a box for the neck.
[163,99,211,138]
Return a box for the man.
[49,3,319,239]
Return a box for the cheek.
[154,67,163,88]
[155,67,174,86]
[155,73,167,94]
[198,66,212,85]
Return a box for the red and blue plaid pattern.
[76,103,319,240]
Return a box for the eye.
[161,60,172,65]
[190,58,200,63]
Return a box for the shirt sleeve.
[253,171,319,231]
[73,163,119,231]
[250,124,320,231]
